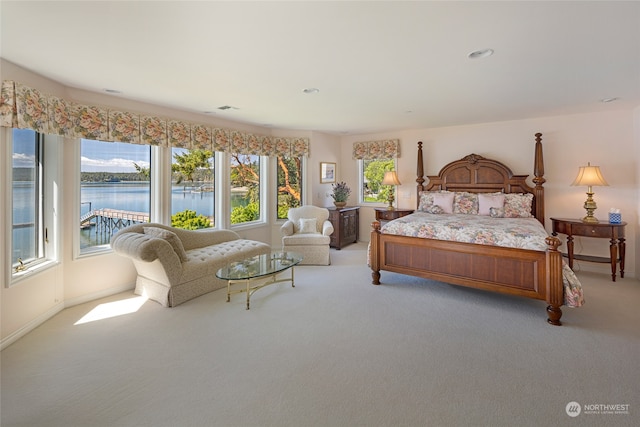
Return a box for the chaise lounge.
[110,223,271,307]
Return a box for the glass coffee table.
[216,251,303,310]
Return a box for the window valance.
[0,80,309,157]
[352,138,400,160]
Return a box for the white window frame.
[358,158,398,207]
[5,128,61,285]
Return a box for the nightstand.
[374,208,414,225]
[551,217,626,282]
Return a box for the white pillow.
[432,192,455,214]
[143,227,188,262]
[478,193,505,216]
[299,218,318,234]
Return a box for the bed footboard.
[370,222,564,325]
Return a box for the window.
[276,156,303,219]
[11,129,44,270]
[80,139,151,253]
[360,158,396,204]
[229,153,261,224]
[171,147,214,229]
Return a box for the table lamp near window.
[571,162,608,223]
[382,171,401,210]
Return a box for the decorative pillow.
[453,192,479,215]
[478,193,505,216]
[299,218,318,234]
[489,207,506,218]
[424,204,446,214]
[431,192,455,214]
[418,191,450,211]
[504,193,534,218]
[143,227,188,262]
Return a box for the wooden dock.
[81,209,150,234]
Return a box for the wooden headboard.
[416,133,546,225]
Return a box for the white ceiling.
[1,1,639,135]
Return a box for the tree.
[133,163,150,180]
[171,209,211,229]
[172,149,213,184]
[364,159,395,202]
[230,154,260,224]
[277,156,302,219]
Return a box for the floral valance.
[0,80,309,157]
[352,138,400,160]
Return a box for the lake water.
[13,182,246,257]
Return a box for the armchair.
[280,205,334,265]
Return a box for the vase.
[333,201,347,208]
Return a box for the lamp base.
[581,215,599,224]
[386,193,395,210]
[582,192,599,223]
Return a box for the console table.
[551,217,626,282]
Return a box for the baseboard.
[0,302,64,351]
[63,284,135,308]
[1,284,135,351]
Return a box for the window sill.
[10,259,60,286]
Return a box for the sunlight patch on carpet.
[74,295,148,325]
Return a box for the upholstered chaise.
[280,205,333,265]
[110,223,270,307]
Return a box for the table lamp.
[571,162,608,223]
[382,171,401,210]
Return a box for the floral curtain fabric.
[0,80,309,157]
[352,138,400,160]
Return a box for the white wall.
[343,110,638,279]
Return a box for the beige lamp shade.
[571,163,608,187]
[382,171,401,186]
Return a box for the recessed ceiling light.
[600,97,619,103]
[104,88,121,94]
[468,49,494,59]
[303,88,319,94]
[218,105,239,111]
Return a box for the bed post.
[532,133,545,225]
[370,222,381,285]
[416,141,425,210]
[545,236,563,325]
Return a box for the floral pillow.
[503,193,534,218]
[423,204,446,214]
[453,192,479,215]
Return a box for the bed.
[369,133,584,325]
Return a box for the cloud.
[13,152,35,168]
[81,157,150,172]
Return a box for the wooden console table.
[551,217,626,282]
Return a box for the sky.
[80,139,151,173]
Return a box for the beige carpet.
[2,242,639,427]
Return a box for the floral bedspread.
[380,212,584,307]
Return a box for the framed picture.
[320,162,336,184]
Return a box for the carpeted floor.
[2,242,639,427]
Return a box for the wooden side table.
[374,208,414,225]
[551,217,626,282]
